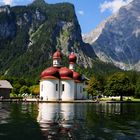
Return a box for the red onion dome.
[41,67,59,79]
[69,52,77,63]
[59,67,73,80]
[73,72,82,83]
[53,49,62,59]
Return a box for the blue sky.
[0,0,133,34]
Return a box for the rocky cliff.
[83,0,140,71]
[0,0,96,79]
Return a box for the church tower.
[53,49,62,67]
[68,52,77,71]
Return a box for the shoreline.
[0,98,140,103]
[0,98,98,103]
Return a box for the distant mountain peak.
[83,0,140,71]
[32,0,46,5]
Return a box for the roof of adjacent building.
[0,80,13,89]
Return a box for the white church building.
[40,49,86,101]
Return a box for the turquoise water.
[0,102,140,140]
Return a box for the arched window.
[62,84,65,91]
[56,84,58,91]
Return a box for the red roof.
[69,52,77,63]
[59,67,73,80]
[41,67,59,79]
[73,72,82,83]
[53,49,62,59]
[40,67,83,82]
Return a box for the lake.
[0,102,140,140]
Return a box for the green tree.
[30,85,39,95]
[12,83,22,95]
[105,72,133,101]
[94,74,106,93]
[19,86,30,95]
[86,76,102,99]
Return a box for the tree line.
[86,71,140,101]
[1,67,140,100]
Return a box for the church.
[40,50,86,101]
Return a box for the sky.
[0,0,133,34]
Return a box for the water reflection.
[86,103,140,140]
[37,103,140,140]
[0,102,46,140]
[0,102,140,140]
[38,103,59,124]
[60,104,74,128]
[37,103,77,139]
[0,102,10,125]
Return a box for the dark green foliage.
[75,59,121,78]
[105,72,133,101]
[135,78,140,98]
[19,85,30,95]
[86,70,140,100]
[31,0,46,6]
[86,76,102,99]
[0,1,82,83]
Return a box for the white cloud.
[2,0,13,5]
[78,10,84,16]
[1,0,34,5]
[100,0,133,13]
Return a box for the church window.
[62,84,65,91]
[56,84,58,91]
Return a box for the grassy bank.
[100,97,140,102]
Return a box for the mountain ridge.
[0,1,97,81]
[83,0,140,71]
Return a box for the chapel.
[40,50,86,101]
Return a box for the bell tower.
[53,49,62,67]
[68,52,77,71]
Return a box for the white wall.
[53,59,61,67]
[69,63,75,71]
[40,79,86,101]
[76,83,83,99]
[40,79,60,101]
[60,80,75,101]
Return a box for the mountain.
[0,0,96,81]
[83,0,140,71]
